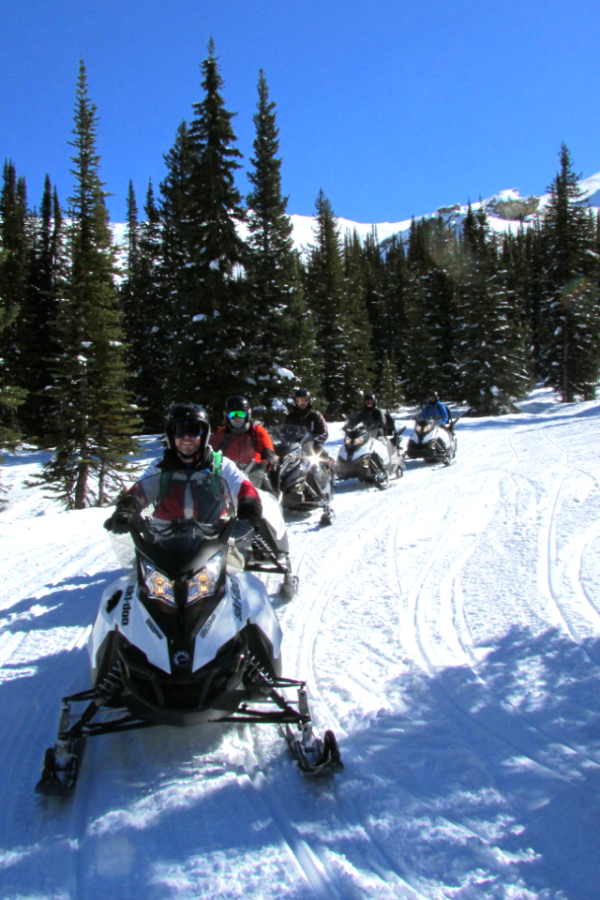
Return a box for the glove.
[104,494,141,534]
[237,497,263,530]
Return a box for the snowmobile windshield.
[344,413,373,437]
[269,424,311,456]
[130,471,235,532]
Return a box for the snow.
[2,387,600,899]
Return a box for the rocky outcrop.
[485,196,540,221]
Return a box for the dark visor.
[172,420,205,437]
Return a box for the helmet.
[427,391,439,404]
[165,402,210,457]
[294,387,312,410]
[363,391,377,408]
[224,395,251,433]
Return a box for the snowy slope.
[2,388,600,899]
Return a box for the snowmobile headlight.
[143,564,176,604]
[347,434,365,446]
[142,552,223,606]
[187,552,223,603]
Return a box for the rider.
[359,392,398,442]
[105,402,263,532]
[419,391,450,426]
[284,388,329,448]
[210,395,276,469]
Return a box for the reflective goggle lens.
[227,411,247,419]
[173,420,203,437]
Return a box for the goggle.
[227,410,247,420]
[172,420,205,437]
[296,397,309,405]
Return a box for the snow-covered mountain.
[2,388,600,898]
[114,171,600,258]
[285,169,600,252]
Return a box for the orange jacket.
[209,422,275,466]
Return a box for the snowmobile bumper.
[405,440,445,461]
[334,455,373,481]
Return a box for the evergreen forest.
[2,46,600,508]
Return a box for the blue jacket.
[419,401,449,424]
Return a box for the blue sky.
[2,0,600,226]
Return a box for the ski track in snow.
[2,391,600,899]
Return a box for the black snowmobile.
[35,471,341,796]
[268,424,336,526]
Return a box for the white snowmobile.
[35,471,341,795]
[404,411,458,466]
[335,415,406,489]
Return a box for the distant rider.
[419,391,450,427]
[105,402,263,532]
[352,391,399,456]
[284,388,329,447]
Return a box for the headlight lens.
[142,552,223,606]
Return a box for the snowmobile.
[237,485,299,601]
[35,471,341,796]
[335,415,406,489]
[404,410,458,466]
[268,425,336,526]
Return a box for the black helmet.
[363,391,377,408]
[224,395,251,433]
[428,391,439,403]
[165,402,210,457]
[294,387,312,410]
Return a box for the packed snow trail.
[1,389,600,899]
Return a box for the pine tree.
[163,40,247,415]
[131,182,170,430]
[0,247,28,506]
[37,59,140,508]
[538,145,600,401]
[454,206,532,413]
[383,234,410,390]
[19,175,65,437]
[402,217,457,403]
[304,192,371,416]
[0,161,30,393]
[378,351,404,411]
[245,70,319,415]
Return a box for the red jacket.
[210,422,275,466]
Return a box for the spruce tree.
[383,234,410,390]
[538,145,600,401]
[129,181,170,430]
[304,192,371,416]
[245,70,319,414]
[19,175,65,437]
[402,217,457,404]
[0,161,30,392]
[0,247,28,506]
[453,206,532,413]
[37,59,140,508]
[163,40,247,415]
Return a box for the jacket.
[209,422,276,466]
[419,401,449,424]
[284,407,329,444]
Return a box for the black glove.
[237,497,263,530]
[104,494,141,534]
